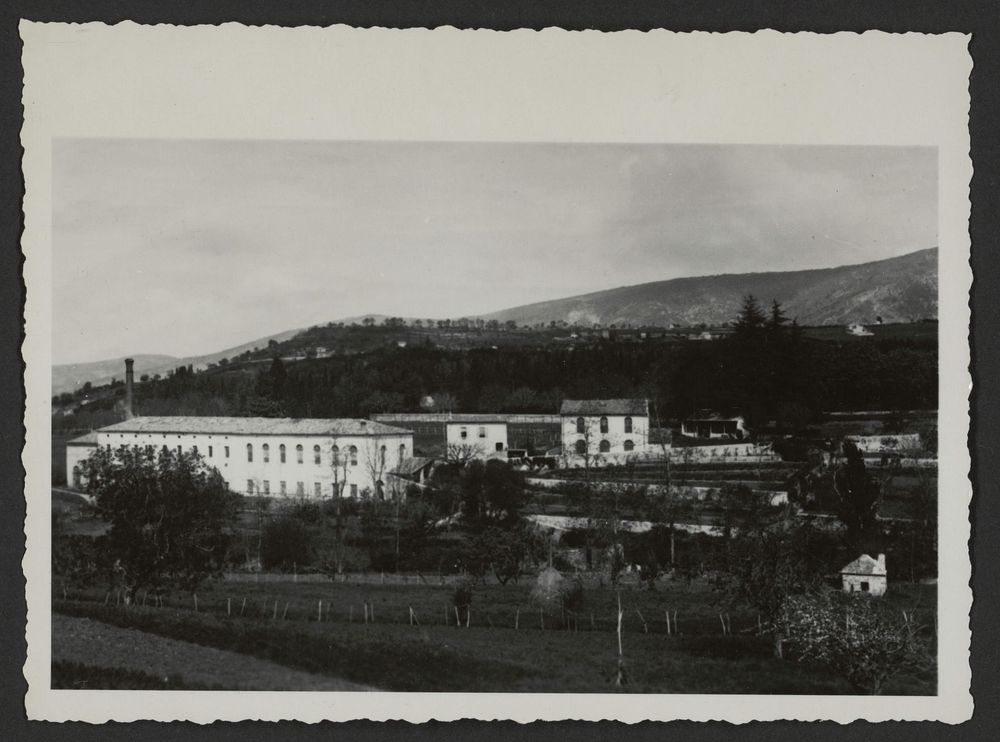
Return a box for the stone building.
[559,398,650,457]
[840,553,888,596]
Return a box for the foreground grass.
[53,594,934,694]
[52,660,220,690]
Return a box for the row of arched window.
[245,442,404,466]
[574,439,635,454]
[575,416,634,434]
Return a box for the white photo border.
[20,23,973,723]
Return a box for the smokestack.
[124,358,135,419]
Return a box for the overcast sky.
[52,139,936,364]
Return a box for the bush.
[262,516,314,571]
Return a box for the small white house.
[445,419,508,458]
[840,553,888,596]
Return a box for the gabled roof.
[97,416,411,437]
[840,554,887,576]
[559,399,649,417]
[685,410,745,422]
[67,431,99,446]
[393,456,437,476]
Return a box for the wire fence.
[56,585,936,642]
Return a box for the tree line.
[56,298,936,434]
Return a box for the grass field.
[53,578,936,694]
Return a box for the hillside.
[52,328,302,396]
[482,248,937,328]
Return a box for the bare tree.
[364,440,389,500]
[446,442,486,464]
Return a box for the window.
[279,444,286,463]
[478,426,486,439]
[380,445,387,467]
[496,441,504,452]
[72,466,81,488]
[349,445,358,466]
[600,417,609,434]
[331,445,340,466]
[296,444,303,464]
[247,443,253,462]
[262,443,270,463]
[599,439,611,453]
[314,445,321,465]
[262,480,270,495]
[623,439,635,452]
[162,445,169,455]
[224,445,230,458]
[314,482,322,497]
[350,484,358,497]
[296,481,304,496]
[247,480,254,494]
[280,481,287,496]
[624,417,633,433]
[860,581,870,592]
[177,445,182,455]
[574,439,587,455]
[460,426,468,440]
[399,444,406,461]
[192,445,198,455]
[208,445,213,458]
[576,417,585,434]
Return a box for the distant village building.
[680,411,748,440]
[445,418,508,458]
[560,399,650,457]
[840,553,888,596]
[66,416,413,499]
[846,323,874,337]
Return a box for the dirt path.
[52,613,376,691]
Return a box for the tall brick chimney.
[124,357,135,419]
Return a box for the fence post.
[515,606,519,630]
[454,606,460,626]
[318,599,323,623]
[227,598,231,617]
[273,600,278,620]
[719,613,727,635]
[282,602,289,620]
[241,597,247,616]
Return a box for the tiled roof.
[67,431,99,446]
[840,554,887,576]
[98,416,411,437]
[393,456,436,476]
[559,399,649,417]
[686,409,744,421]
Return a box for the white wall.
[561,414,648,455]
[842,574,887,596]
[445,422,507,457]
[95,429,412,498]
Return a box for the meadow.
[52,578,936,694]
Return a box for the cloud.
[52,140,936,363]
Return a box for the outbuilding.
[840,553,888,596]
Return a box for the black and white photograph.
[20,24,972,723]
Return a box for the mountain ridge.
[481,248,937,328]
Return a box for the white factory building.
[560,398,650,458]
[66,416,414,499]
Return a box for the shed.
[840,553,887,596]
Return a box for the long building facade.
[66,416,414,499]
